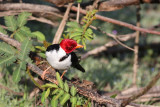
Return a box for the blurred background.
[0,0,160,106]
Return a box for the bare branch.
[133,5,141,85]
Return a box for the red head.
[60,39,83,53]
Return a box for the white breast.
[45,47,72,70]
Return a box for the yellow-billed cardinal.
[41,39,85,79]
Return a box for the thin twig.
[133,5,140,85]
[107,33,135,52]
[52,3,73,44]
[76,3,80,23]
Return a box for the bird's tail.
[75,64,85,72]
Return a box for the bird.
[41,39,85,79]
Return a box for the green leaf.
[77,0,82,3]
[17,12,32,27]
[70,97,77,107]
[72,36,82,41]
[35,46,46,51]
[60,93,70,105]
[45,88,50,99]
[70,86,77,96]
[51,96,58,107]
[42,83,58,88]
[18,38,32,60]
[56,72,64,89]
[4,15,17,31]
[52,89,59,95]
[12,61,26,83]
[66,21,80,28]
[19,26,34,37]
[82,39,86,50]
[0,54,17,66]
[54,90,64,101]
[86,28,93,34]
[41,91,46,104]
[110,94,117,98]
[64,81,69,93]
[0,26,7,35]
[37,52,46,58]
[70,32,82,39]
[15,31,26,42]
[84,34,93,41]
[32,31,46,42]
[0,42,16,56]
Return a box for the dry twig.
[133,5,141,85]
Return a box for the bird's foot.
[41,66,51,80]
[60,70,67,79]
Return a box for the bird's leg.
[61,70,67,79]
[41,66,51,80]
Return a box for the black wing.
[46,44,59,52]
[70,52,85,72]
[59,54,69,62]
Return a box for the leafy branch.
[41,72,90,107]
[64,10,97,49]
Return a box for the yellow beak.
[75,44,83,48]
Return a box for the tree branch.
[70,6,160,35]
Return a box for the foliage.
[0,12,45,83]
[41,72,90,107]
[64,10,97,49]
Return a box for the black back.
[46,44,59,52]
